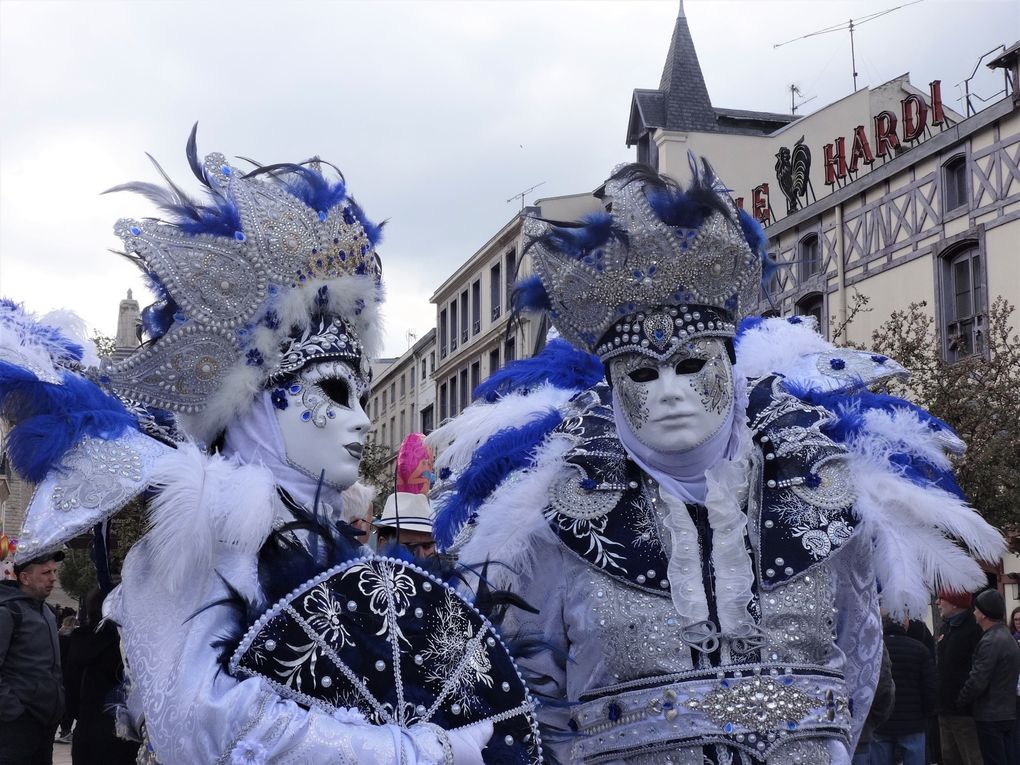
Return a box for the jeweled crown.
[520,161,767,361]
[101,130,385,440]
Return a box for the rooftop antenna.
[406,329,417,349]
[789,84,817,115]
[507,181,545,211]
[773,0,923,93]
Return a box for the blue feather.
[434,409,563,549]
[511,275,551,314]
[782,381,964,498]
[0,301,84,364]
[736,208,776,288]
[475,339,603,402]
[0,364,138,482]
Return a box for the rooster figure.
[775,135,814,214]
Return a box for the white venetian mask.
[608,338,735,453]
[273,359,371,491]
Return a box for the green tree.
[57,497,147,599]
[91,331,116,359]
[869,296,1020,535]
[358,441,394,514]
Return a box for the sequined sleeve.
[488,529,574,763]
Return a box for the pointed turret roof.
[627,1,794,145]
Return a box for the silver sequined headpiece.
[524,162,763,361]
[101,140,385,441]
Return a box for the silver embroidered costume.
[0,134,540,765]
[428,163,1004,764]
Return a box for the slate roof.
[626,2,795,144]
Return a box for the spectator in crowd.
[958,589,1020,765]
[340,481,378,549]
[872,613,937,764]
[56,614,77,744]
[937,589,984,765]
[64,588,138,765]
[0,551,66,765]
[852,645,895,765]
[1011,606,1020,641]
[374,497,437,558]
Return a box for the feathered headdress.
[102,125,386,442]
[516,158,770,361]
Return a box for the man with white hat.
[374,491,437,558]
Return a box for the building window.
[943,154,968,212]
[373,396,379,419]
[399,375,405,397]
[409,368,415,391]
[440,309,448,358]
[421,404,434,435]
[941,244,985,361]
[506,249,517,299]
[439,383,447,422]
[409,404,415,432]
[399,410,405,439]
[490,262,502,320]
[795,292,825,334]
[459,368,469,411]
[450,301,458,351]
[381,422,386,448]
[389,382,396,405]
[488,347,500,376]
[470,361,480,398]
[390,417,395,450]
[429,352,435,373]
[799,234,821,282]
[460,291,468,343]
[449,376,458,418]
[505,336,516,363]
[421,359,427,381]
[471,280,481,335]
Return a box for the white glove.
[446,720,493,765]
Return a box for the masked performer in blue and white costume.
[427,162,1004,765]
[0,132,543,765]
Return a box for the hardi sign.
[823,80,946,186]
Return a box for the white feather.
[734,316,834,381]
[38,309,101,368]
[456,434,573,585]
[145,442,276,594]
[428,383,576,477]
[849,452,1005,564]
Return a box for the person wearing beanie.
[936,590,984,765]
[958,588,1020,765]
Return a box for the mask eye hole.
[319,377,350,407]
[627,367,659,383]
[675,358,708,375]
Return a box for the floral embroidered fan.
[230,556,543,764]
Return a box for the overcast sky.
[1,0,1015,357]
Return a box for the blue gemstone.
[234,231,245,241]
[221,165,232,176]
[788,316,802,324]
[720,679,729,688]
[289,384,301,395]
[871,354,887,363]
[301,411,311,421]
[724,723,734,734]
[318,211,327,222]
[654,330,664,340]
[782,676,794,685]
[787,720,798,730]
[129,226,141,236]
[829,358,846,370]
[607,702,621,722]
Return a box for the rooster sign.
[775,136,815,214]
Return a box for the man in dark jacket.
[872,614,937,764]
[958,588,1020,765]
[937,589,983,765]
[0,551,66,765]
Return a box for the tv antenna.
[789,84,817,115]
[774,0,923,93]
[405,329,417,349]
[507,181,545,211]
